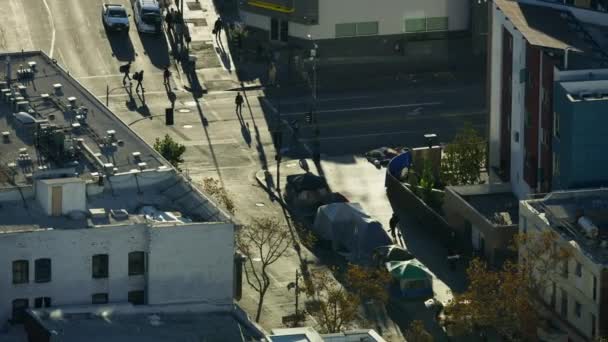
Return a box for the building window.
[12,260,29,284]
[560,289,568,317]
[128,290,145,305]
[92,254,109,278]
[550,281,556,310]
[593,275,597,301]
[34,297,51,309]
[405,18,426,33]
[521,216,527,234]
[426,17,448,31]
[554,112,560,138]
[92,293,108,304]
[575,301,581,318]
[561,259,568,278]
[592,313,597,338]
[335,23,357,37]
[335,22,378,37]
[35,258,51,283]
[128,252,145,276]
[575,262,582,277]
[356,22,379,36]
[12,299,28,323]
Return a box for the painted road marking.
[271,102,442,117]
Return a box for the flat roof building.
[0,51,234,334]
[521,188,608,341]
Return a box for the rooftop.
[450,183,520,226]
[27,305,264,342]
[268,327,385,342]
[525,188,608,265]
[560,79,608,101]
[495,0,608,69]
[0,51,167,186]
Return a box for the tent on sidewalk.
[386,259,433,298]
[313,202,392,264]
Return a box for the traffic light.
[165,108,174,125]
[305,111,313,124]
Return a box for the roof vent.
[53,83,62,96]
[89,208,107,219]
[110,209,129,220]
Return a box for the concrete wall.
[488,5,531,200]
[242,0,469,39]
[0,222,234,326]
[148,223,234,305]
[520,201,603,341]
[443,185,518,265]
[552,84,608,190]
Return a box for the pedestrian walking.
[389,213,399,238]
[268,62,277,86]
[120,61,132,85]
[213,17,223,38]
[166,8,174,32]
[235,92,244,115]
[135,70,144,93]
[163,67,171,86]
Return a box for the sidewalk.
[165,0,261,92]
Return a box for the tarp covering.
[386,259,430,280]
[286,173,328,192]
[313,203,392,264]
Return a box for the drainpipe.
[564,47,573,70]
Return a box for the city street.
[0,0,485,338]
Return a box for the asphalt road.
[262,79,486,155]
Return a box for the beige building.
[520,189,608,341]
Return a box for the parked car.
[132,0,162,34]
[101,4,130,32]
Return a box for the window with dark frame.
[92,293,108,304]
[34,297,51,308]
[12,299,28,323]
[575,301,581,318]
[128,251,145,276]
[12,260,29,284]
[35,258,52,283]
[128,290,145,305]
[92,254,109,278]
[575,262,582,277]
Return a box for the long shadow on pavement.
[138,32,171,68]
[105,29,136,62]
[192,97,224,185]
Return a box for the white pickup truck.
[101,4,130,32]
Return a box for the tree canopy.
[440,124,486,186]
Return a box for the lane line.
[41,0,56,58]
[275,102,442,117]
[300,124,487,142]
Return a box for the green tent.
[385,259,430,280]
[386,259,433,297]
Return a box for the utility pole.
[307,35,320,164]
[287,269,302,327]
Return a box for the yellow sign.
[247,0,295,13]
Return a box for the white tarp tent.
[313,203,392,264]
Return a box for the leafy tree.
[345,264,391,304]
[405,320,434,342]
[440,123,486,185]
[444,231,572,340]
[306,270,360,333]
[237,218,292,322]
[153,134,186,170]
[200,177,236,215]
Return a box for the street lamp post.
[307,34,320,163]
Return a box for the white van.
[132,0,162,34]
